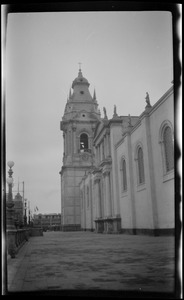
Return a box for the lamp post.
[28,201,31,226]
[6,161,16,258]
[6,161,15,230]
[24,198,27,227]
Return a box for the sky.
[5,10,173,215]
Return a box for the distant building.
[14,192,24,228]
[33,213,62,231]
[6,191,24,227]
[60,68,174,235]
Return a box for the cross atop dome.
[72,64,90,88]
[78,62,82,71]
[77,62,83,78]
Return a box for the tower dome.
[62,66,101,118]
[72,68,90,88]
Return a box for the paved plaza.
[6,231,175,296]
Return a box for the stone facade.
[59,68,101,231]
[115,87,174,235]
[79,85,174,235]
[33,213,62,230]
[60,69,174,235]
[80,114,140,233]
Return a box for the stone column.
[127,130,136,233]
[89,136,92,152]
[70,130,73,154]
[94,182,98,219]
[63,133,66,156]
[106,130,110,157]
[80,189,84,229]
[104,135,107,158]
[94,181,98,232]
[102,138,105,160]
[144,113,159,233]
[103,170,112,217]
[97,145,100,164]
[105,170,113,233]
[83,185,86,230]
[72,125,77,154]
[99,145,101,162]
[97,179,101,218]
[94,172,103,233]
[94,178,101,218]
[68,129,71,154]
[95,146,98,164]
[65,129,68,154]
[76,136,80,153]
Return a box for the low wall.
[62,224,81,231]
[30,227,43,236]
[7,228,30,258]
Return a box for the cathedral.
[59,68,174,235]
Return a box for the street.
[6,231,175,295]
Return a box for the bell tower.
[60,67,101,231]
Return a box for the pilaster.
[72,124,77,154]
[103,169,112,217]
[126,129,137,230]
[143,112,159,230]
[94,177,101,219]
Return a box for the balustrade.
[7,228,30,258]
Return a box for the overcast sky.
[5,11,173,215]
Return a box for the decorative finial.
[69,88,72,99]
[128,114,132,127]
[78,62,83,78]
[93,89,96,100]
[113,105,118,118]
[145,92,151,107]
[103,107,108,119]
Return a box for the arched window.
[121,158,127,191]
[80,133,88,152]
[163,126,174,172]
[137,147,145,184]
[159,121,174,175]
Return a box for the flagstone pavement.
[6,231,175,296]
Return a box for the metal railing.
[15,229,29,248]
